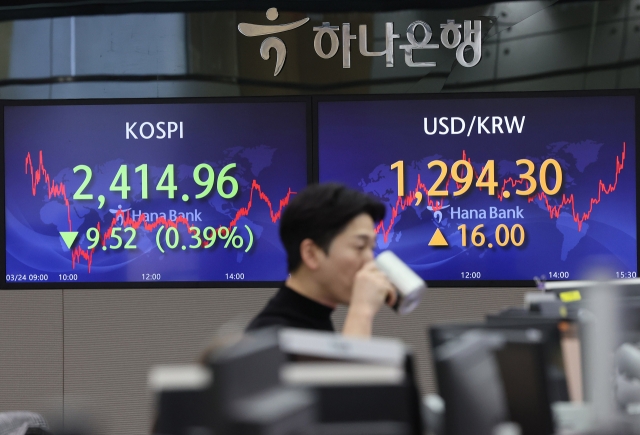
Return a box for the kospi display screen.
[317,94,638,285]
[3,98,310,287]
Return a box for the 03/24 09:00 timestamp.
[6,274,79,281]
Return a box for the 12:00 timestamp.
[461,272,481,279]
[142,274,162,281]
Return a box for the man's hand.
[342,261,397,337]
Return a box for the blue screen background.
[5,102,308,283]
[318,96,637,281]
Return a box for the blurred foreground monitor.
[150,327,423,435]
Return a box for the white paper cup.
[375,251,427,315]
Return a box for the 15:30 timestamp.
[616,271,638,279]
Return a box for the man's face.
[316,213,377,305]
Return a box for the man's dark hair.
[280,183,386,272]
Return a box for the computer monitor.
[277,328,423,435]
[432,326,556,435]
[493,329,556,435]
[431,319,569,403]
[209,327,316,435]
[434,330,508,435]
[613,297,640,343]
[149,365,214,435]
[485,317,571,403]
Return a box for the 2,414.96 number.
[72,163,238,201]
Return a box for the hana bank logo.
[238,8,483,77]
[238,8,309,76]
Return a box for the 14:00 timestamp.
[548,272,570,279]
[226,273,245,280]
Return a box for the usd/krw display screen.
[4,100,309,287]
[317,95,637,283]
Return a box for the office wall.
[0,291,63,426]
[0,286,527,435]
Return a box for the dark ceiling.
[0,0,563,21]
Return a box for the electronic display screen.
[3,99,310,287]
[317,94,638,284]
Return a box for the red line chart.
[25,151,73,232]
[25,151,296,271]
[375,142,627,243]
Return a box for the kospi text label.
[126,121,184,139]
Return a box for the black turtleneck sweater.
[246,284,335,332]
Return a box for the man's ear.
[299,238,324,270]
